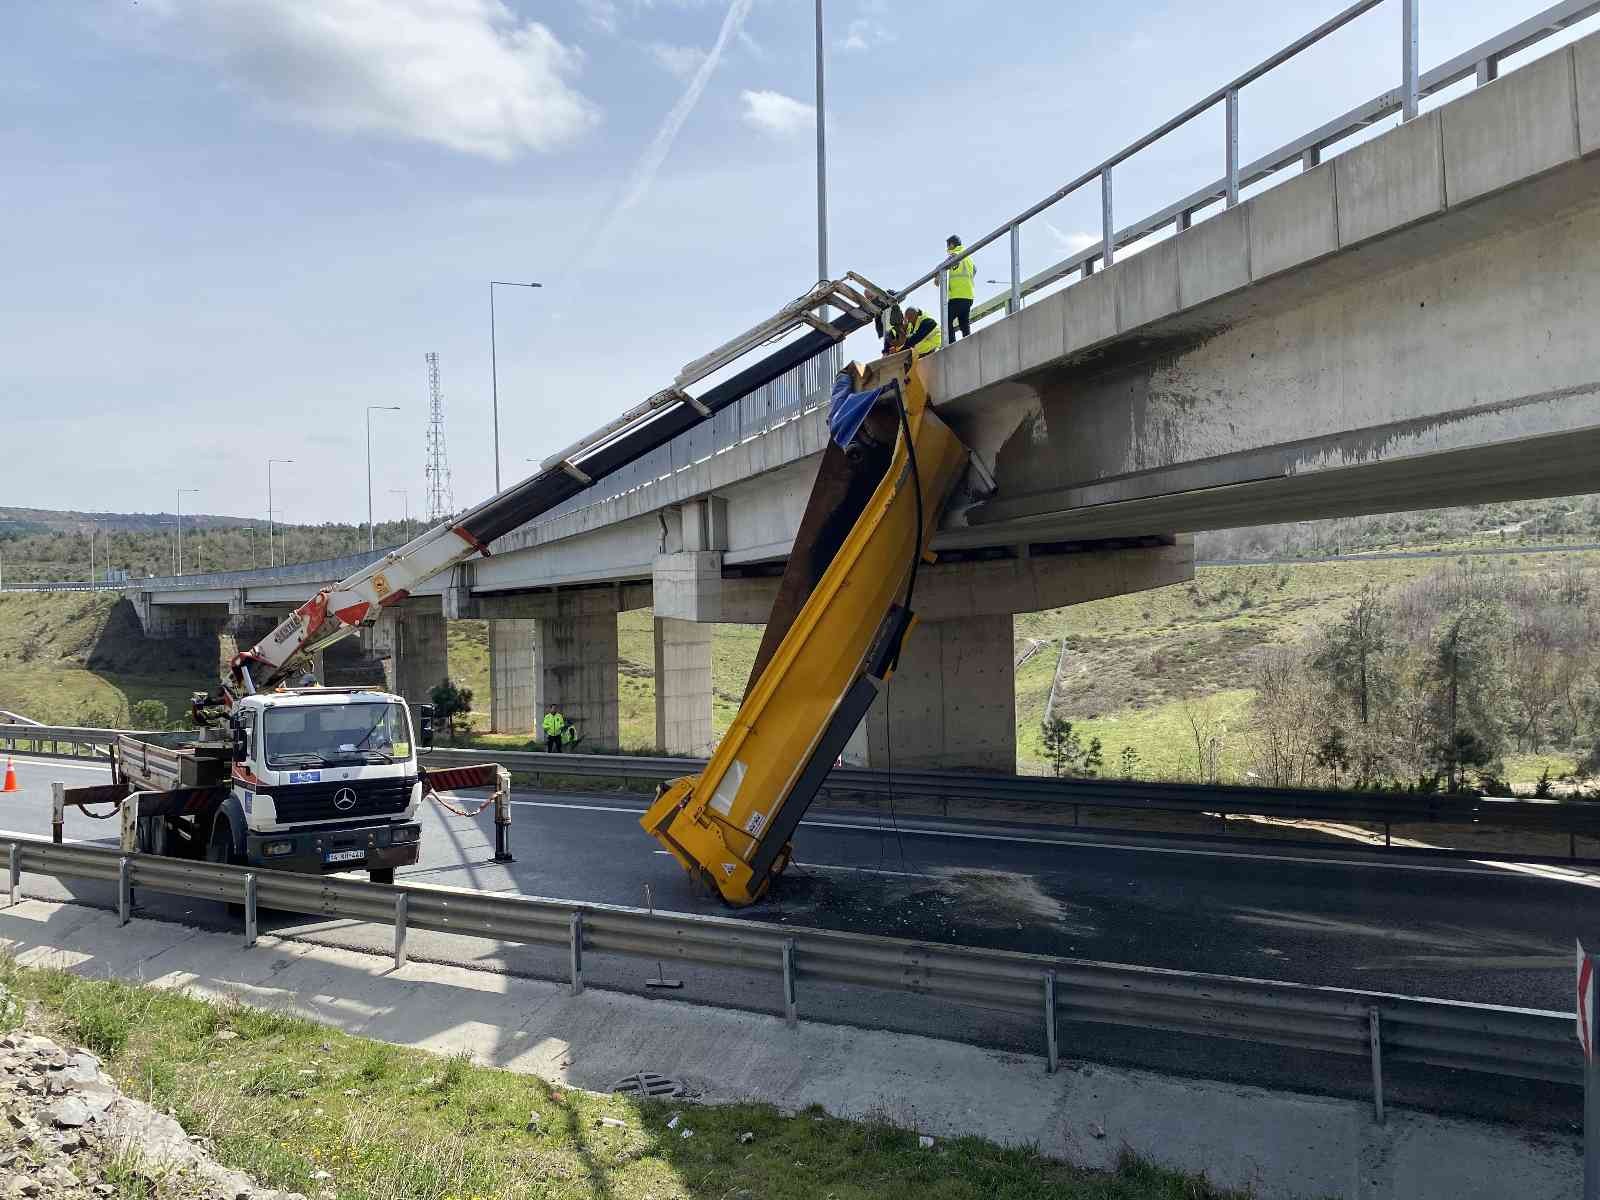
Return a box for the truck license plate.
[325,849,365,864]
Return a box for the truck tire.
[368,867,395,885]
[206,818,246,916]
[135,816,169,857]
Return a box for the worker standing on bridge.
[944,235,975,341]
[542,704,567,753]
[900,305,942,359]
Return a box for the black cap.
[946,234,961,247]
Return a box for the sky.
[0,0,1577,527]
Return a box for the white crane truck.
[58,275,898,885]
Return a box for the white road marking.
[7,761,111,774]
[522,798,1568,881]
[649,848,932,879]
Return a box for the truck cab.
[222,686,427,882]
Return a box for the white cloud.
[581,0,755,261]
[1045,222,1100,255]
[838,18,894,52]
[138,0,599,161]
[649,42,707,80]
[580,0,621,35]
[739,89,814,137]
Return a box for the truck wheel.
[368,867,395,886]
[135,816,168,857]
[206,819,246,916]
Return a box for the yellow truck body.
[641,352,971,905]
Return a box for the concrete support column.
[489,619,537,734]
[865,614,1015,771]
[534,614,620,751]
[371,608,449,714]
[654,618,713,756]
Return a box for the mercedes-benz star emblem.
[333,787,358,812]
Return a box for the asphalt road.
[4,754,1591,1123]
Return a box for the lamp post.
[175,489,197,576]
[815,0,828,294]
[488,280,542,495]
[366,406,401,552]
[389,489,411,544]
[267,459,294,567]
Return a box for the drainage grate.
[611,1071,686,1099]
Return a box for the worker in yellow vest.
[900,306,942,358]
[945,234,976,341]
[542,704,567,753]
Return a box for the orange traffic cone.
[1,757,15,792]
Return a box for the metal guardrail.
[0,582,128,593]
[907,0,1600,328]
[0,832,1576,1117]
[7,727,1600,841]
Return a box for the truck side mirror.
[417,704,435,752]
[231,722,248,763]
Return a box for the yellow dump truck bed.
[642,353,972,905]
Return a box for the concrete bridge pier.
[370,606,448,716]
[478,587,644,751]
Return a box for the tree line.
[1240,559,1598,792]
[0,520,422,583]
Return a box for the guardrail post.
[782,938,798,1028]
[243,873,257,948]
[1368,1007,1385,1123]
[1008,224,1022,315]
[1401,0,1419,122]
[569,912,585,996]
[1044,970,1059,1073]
[51,783,64,845]
[1100,169,1115,268]
[120,793,137,854]
[117,857,131,927]
[393,893,409,969]
[492,767,515,864]
[6,843,19,908]
[1224,87,1240,208]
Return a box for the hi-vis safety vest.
[946,247,976,301]
[542,711,565,737]
[907,314,942,357]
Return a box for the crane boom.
[197,276,892,719]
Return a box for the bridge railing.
[0,831,1577,1115]
[904,0,1600,328]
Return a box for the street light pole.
[815,0,828,293]
[267,459,294,567]
[488,280,542,495]
[389,489,410,543]
[176,489,197,576]
[366,406,401,552]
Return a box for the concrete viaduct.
[127,28,1600,770]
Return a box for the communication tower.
[424,352,454,522]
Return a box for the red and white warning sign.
[1579,940,1595,1063]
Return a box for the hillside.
[0,515,421,584]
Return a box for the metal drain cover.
[611,1071,686,1099]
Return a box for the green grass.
[3,962,1250,1200]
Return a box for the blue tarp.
[827,372,887,450]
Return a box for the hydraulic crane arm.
[641,352,975,906]
[196,276,894,720]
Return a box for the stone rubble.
[0,996,304,1200]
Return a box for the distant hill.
[0,507,266,537]
[0,505,425,583]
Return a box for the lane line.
[649,848,932,879]
[8,761,111,774]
